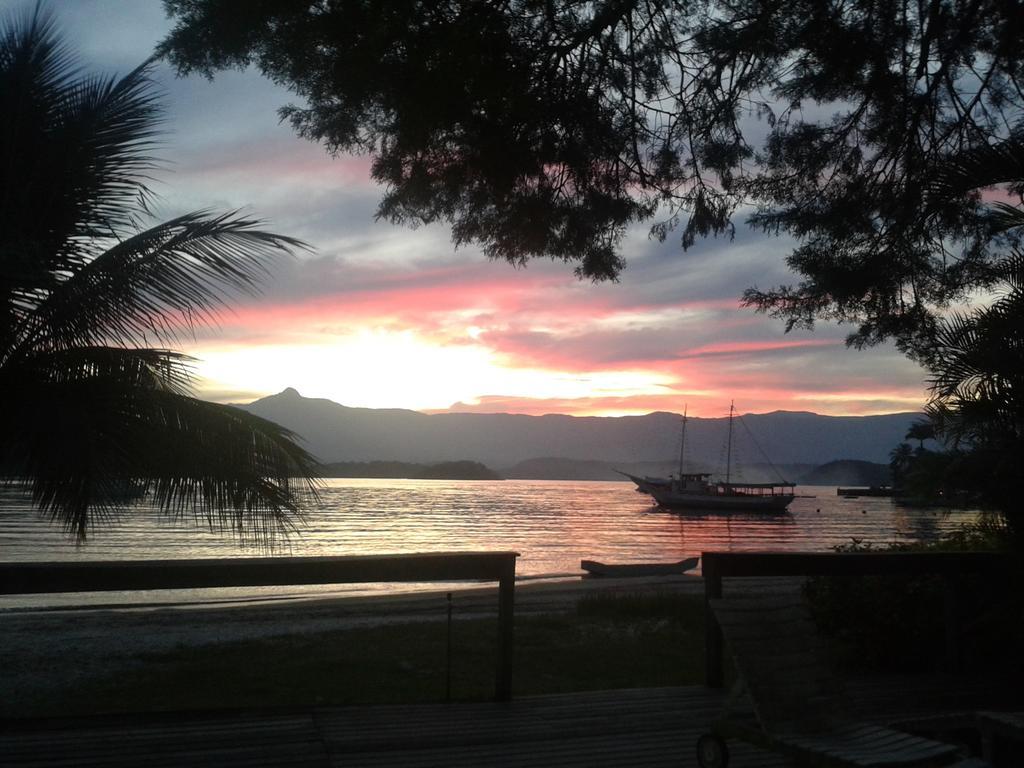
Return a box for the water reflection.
[0,479,978,607]
[652,507,797,554]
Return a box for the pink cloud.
[216,272,553,330]
[194,274,851,386]
[176,252,927,417]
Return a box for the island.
[317,460,502,480]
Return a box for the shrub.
[803,530,1022,676]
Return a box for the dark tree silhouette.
[925,253,1024,529]
[916,134,1024,531]
[888,442,914,488]
[161,0,1024,355]
[905,421,935,451]
[1,10,319,543]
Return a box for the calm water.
[0,479,978,608]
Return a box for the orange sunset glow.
[184,255,929,417]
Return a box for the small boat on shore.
[580,556,699,577]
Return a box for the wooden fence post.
[491,556,516,702]
[704,554,724,688]
[942,573,961,673]
[495,557,516,702]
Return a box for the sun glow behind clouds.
[191,329,677,412]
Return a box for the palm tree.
[924,253,1024,529]
[921,133,1024,534]
[904,421,935,452]
[888,443,914,488]
[1,10,318,544]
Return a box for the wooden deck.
[3,677,1014,768]
[1,687,782,768]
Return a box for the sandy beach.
[2,574,804,707]
[3,575,707,656]
[0,575,680,705]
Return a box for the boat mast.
[725,401,734,486]
[677,405,688,477]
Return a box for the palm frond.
[928,134,1024,234]
[10,211,308,358]
[22,345,197,393]
[1,6,163,343]
[930,134,1024,199]
[0,7,75,106]
[927,252,1024,448]
[988,202,1024,234]
[142,397,321,546]
[1,9,320,546]
[0,15,161,249]
[4,372,320,543]
[53,60,163,240]
[991,250,1024,291]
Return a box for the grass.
[11,590,707,718]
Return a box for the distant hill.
[502,458,622,481]
[500,458,816,482]
[319,460,501,480]
[236,388,923,467]
[798,460,891,487]
[311,455,893,484]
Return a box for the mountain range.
[236,389,919,472]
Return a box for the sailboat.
[641,403,796,512]
[616,406,690,494]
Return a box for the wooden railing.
[0,551,520,700]
[701,550,1010,688]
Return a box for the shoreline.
[0,574,703,701]
[0,572,705,616]
[0,571,591,616]
[2,573,805,706]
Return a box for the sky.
[9,0,934,418]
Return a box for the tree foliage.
[924,253,1024,527]
[915,131,1024,531]
[161,0,1024,353]
[1,9,319,543]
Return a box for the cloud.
[679,338,839,358]
[173,229,929,417]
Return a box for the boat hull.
[617,471,671,495]
[649,489,794,512]
[581,556,699,577]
